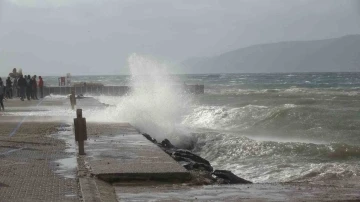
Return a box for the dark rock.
[160,139,177,149]
[172,149,213,172]
[141,134,252,185]
[142,133,157,143]
[187,162,213,172]
[156,139,179,155]
[212,170,252,184]
[155,138,213,172]
[172,149,211,166]
[192,162,213,172]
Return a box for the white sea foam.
[181,105,267,131]
[91,54,191,142]
[46,94,69,99]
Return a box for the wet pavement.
[0,121,79,202]
[0,96,192,202]
[0,97,87,202]
[84,123,190,182]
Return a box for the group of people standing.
[0,75,44,111]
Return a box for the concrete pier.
[42,84,204,96]
[83,123,190,183]
[0,97,191,201]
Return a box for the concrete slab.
[79,178,101,202]
[84,123,190,182]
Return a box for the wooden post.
[74,109,87,155]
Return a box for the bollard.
[74,109,87,155]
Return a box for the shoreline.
[0,97,359,201]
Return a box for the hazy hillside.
[181,35,360,73]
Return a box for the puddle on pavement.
[54,157,77,179]
[65,194,78,198]
[51,124,78,179]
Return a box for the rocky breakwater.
[143,133,252,185]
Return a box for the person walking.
[6,77,12,99]
[18,75,26,101]
[0,81,5,111]
[38,76,44,98]
[26,75,32,100]
[32,75,38,100]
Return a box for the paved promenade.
[0,96,190,202]
[0,99,78,202]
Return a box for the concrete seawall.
[42,85,204,96]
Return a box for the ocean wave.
[192,132,360,182]
[182,104,271,131]
[183,102,360,142]
[194,133,360,160]
[291,163,359,182]
[182,104,299,131]
[205,87,360,97]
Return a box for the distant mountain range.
[181,35,360,73]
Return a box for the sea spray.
[92,54,192,143]
[89,71,360,183]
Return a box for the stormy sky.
[0,0,359,76]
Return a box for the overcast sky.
[0,0,359,76]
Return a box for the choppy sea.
[43,57,360,183]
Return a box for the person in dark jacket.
[0,81,5,110]
[26,75,32,100]
[32,75,38,100]
[6,77,12,99]
[17,75,26,101]
[13,77,18,98]
[38,76,44,98]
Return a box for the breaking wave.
[91,54,191,143]
[192,132,360,182]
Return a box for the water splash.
[92,54,191,142]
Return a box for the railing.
[42,85,204,96]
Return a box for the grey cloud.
[0,0,359,76]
